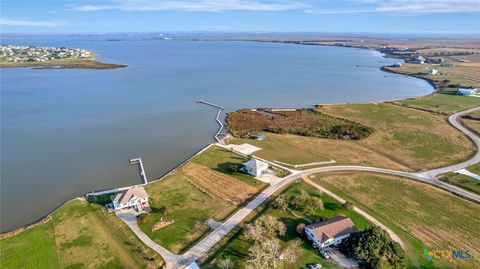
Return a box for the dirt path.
[302,175,405,249]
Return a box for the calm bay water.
[1,35,433,232]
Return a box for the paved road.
[124,106,480,268]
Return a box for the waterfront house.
[242,159,269,177]
[305,216,357,249]
[429,69,438,75]
[412,55,425,64]
[107,186,149,211]
[457,87,478,96]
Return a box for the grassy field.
[439,172,480,195]
[399,91,480,114]
[467,162,480,174]
[1,199,164,269]
[462,118,480,135]
[139,146,266,254]
[310,172,480,269]
[202,181,371,269]
[228,103,474,171]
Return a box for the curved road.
[125,106,480,269]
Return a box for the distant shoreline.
[0,59,127,69]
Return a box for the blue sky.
[1,0,479,34]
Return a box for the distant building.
[392,63,402,67]
[457,87,478,96]
[429,69,438,75]
[441,63,455,67]
[305,216,356,249]
[242,159,269,177]
[107,186,149,211]
[412,55,425,64]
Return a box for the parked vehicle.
[320,250,330,259]
[312,243,319,249]
[308,264,322,269]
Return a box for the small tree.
[342,201,354,210]
[244,215,286,242]
[271,194,288,211]
[296,223,306,235]
[304,196,324,215]
[217,258,234,269]
[227,164,239,173]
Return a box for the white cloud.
[72,0,307,12]
[0,18,66,27]
[307,0,480,14]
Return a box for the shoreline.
[0,40,464,235]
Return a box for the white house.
[107,186,149,211]
[412,55,425,64]
[429,69,438,75]
[305,216,356,249]
[242,159,269,177]
[457,87,478,96]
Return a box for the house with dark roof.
[305,216,356,248]
[107,186,149,212]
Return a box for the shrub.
[137,213,151,224]
[342,201,354,210]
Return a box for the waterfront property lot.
[202,181,370,269]
[140,146,266,254]
[0,199,163,269]
[318,103,474,170]
[311,172,480,269]
[229,103,474,171]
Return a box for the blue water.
[0,35,433,232]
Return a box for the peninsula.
[0,45,127,69]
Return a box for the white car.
[320,250,330,259]
[308,264,322,269]
[312,243,319,249]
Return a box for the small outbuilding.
[242,159,269,177]
[429,69,438,75]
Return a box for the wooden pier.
[130,158,148,184]
[196,99,225,143]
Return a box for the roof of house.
[112,186,148,205]
[305,216,356,244]
[243,158,268,171]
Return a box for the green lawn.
[202,181,371,269]
[311,172,480,269]
[190,146,267,188]
[0,221,59,269]
[1,199,164,269]
[228,135,331,165]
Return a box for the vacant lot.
[203,181,370,269]
[140,146,266,254]
[1,199,163,269]
[230,103,474,171]
[180,162,258,204]
[226,109,372,140]
[318,103,474,170]
[311,172,480,269]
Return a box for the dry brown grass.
[312,172,480,269]
[180,162,258,204]
[461,118,480,135]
